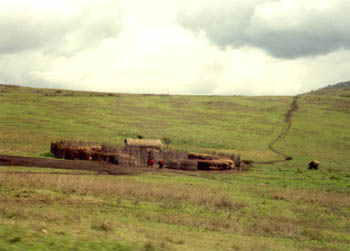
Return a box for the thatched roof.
[124,138,163,149]
[197,159,233,165]
[188,152,231,161]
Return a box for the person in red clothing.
[157,159,164,169]
[147,156,154,168]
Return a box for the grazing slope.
[0,84,349,250]
[0,85,293,161]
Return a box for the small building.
[188,152,234,170]
[124,138,163,150]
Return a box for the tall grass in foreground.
[2,171,348,210]
[0,172,233,209]
[0,170,349,250]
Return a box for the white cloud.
[0,0,349,95]
[0,0,123,55]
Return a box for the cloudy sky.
[0,0,349,95]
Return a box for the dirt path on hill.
[255,95,299,165]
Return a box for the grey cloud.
[55,2,123,55]
[178,0,350,58]
[0,13,71,54]
[0,1,123,55]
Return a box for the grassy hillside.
[276,89,350,173]
[0,85,292,161]
[311,80,350,97]
[0,84,349,250]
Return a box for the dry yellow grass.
[0,172,230,209]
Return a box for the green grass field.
[0,84,349,250]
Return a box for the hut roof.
[188,152,231,161]
[125,138,163,149]
[197,159,233,165]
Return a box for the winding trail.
[255,95,299,165]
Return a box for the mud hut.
[188,152,234,170]
[124,138,163,150]
[166,160,197,171]
[50,141,102,160]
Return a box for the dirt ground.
[0,154,239,175]
[0,154,150,175]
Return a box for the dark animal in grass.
[308,160,320,170]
